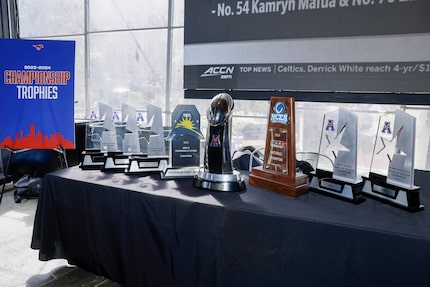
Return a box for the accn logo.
[200,66,234,79]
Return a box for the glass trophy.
[193,93,246,192]
[101,103,139,172]
[80,102,114,170]
[249,97,308,197]
[161,105,204,179]
[125,104,169,175]
[309,108,365,203]
[362,110,423,211]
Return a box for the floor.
[0,183,122,287]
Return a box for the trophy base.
[362,172,424,212]
[101,152,130,173]
[193,169,246,192]
[309,169,365,204]
[161,166,199,179]
[248,166,309,197]
[80,151,105,170]
[125,155,169,176]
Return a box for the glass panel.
[56,36,86,120]
[404,107,430,170]
[173,0,184,27]
[89,0,168,31]
[170,28,184,109]
[17,0,84,37]
[170,28,212,136]
[232,100,269,151]
[88,30,167,112]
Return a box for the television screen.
[184,0,430,103]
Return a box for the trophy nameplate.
[362,110,423,211]
[193,93,246,192]
[161,165,200,179]
[249,97,309,197]
[148,135,166,157]
[309,108,365,203]
[123,133,141,154]
[162,105,203,179]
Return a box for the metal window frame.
[0,0,19,38]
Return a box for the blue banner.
[0,39,75,149]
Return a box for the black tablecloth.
[32,167,430,287]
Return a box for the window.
[16,0,430,171]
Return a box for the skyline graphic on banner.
[0,124,74,149]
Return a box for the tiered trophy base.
[309,169,365,204]
[193,169,246,192]
[362,172,424,212]
[80,151,105,170]
[125,155,169,176]
[249,166,309,197]
[101,152,130,173]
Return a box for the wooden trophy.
[249,97,309,197]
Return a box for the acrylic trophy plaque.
[249,97,309,197]
[101,103,139,172]
[125,104,168,175]
[122,103,141,154]
[161,105,204,179]
[362,110,423,211]
[193,93,246,192]
[80,102,114,170]
[309,108,365,203]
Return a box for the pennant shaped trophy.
[362,109,423,211]
[101,103,140,172]
[125,104,169,175]
[310,108,365,203]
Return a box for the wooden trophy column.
[249,97,309,197]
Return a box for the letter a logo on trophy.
[362,109,423,211]
[249,97,309,197]
[309,108,365,203]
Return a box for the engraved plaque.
[265,128,288,173]
[249,97,309,197]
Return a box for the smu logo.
[200,66,234,79]
[33,44,44,51]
